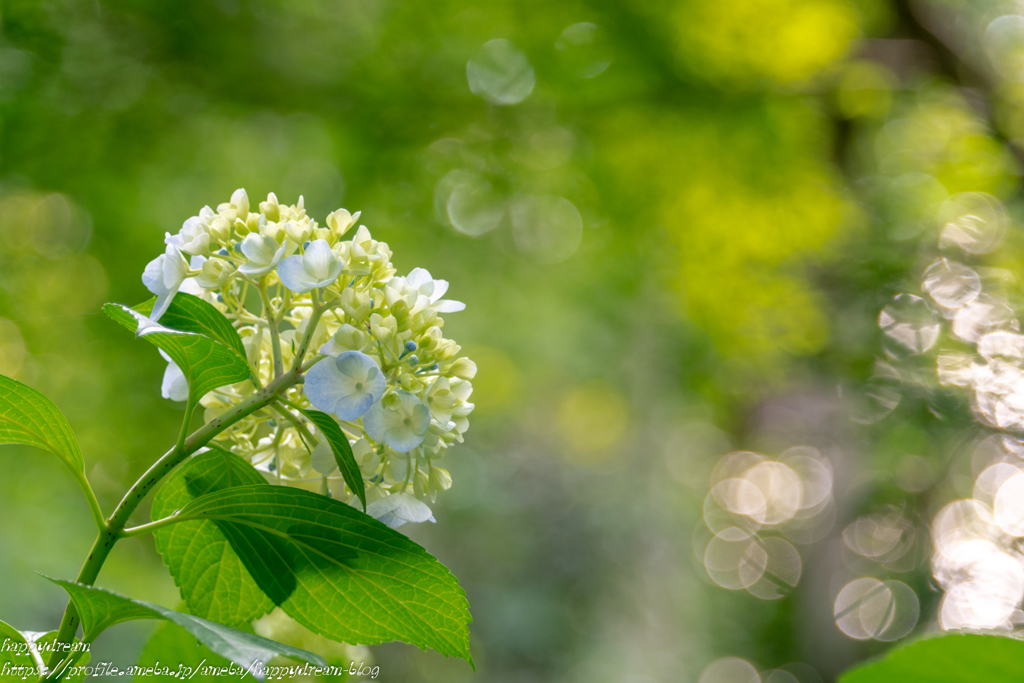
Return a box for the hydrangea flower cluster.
[142,189,476,527]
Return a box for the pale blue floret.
[304,350,386,420]
[277,239,344,293]
[362,390,431,452]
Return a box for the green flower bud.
[260,192,281,222]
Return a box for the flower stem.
[291,288,323,371]
[259,278,284,379]
[71,469,107,533]
[271,403,318,450]
[46,369,304,669]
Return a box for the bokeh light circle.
[467,39,535,105]
[698,657,760,683]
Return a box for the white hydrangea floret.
[159,349,188,402]
[277,239,344,294]
[142,243,189,320]
[365,491,435,529]
[406,267,466,313]
[238,234,286,276]
[167,207,215,256]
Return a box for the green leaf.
[295,407,366,511]
[0,624,90,683]
[178,485,472,662]
[152,446,274,626]
[134,292,247,361]
[0,619,42,682]
[103,303,251,402]
[46,578,328,677]
[0,375,83,474]
[839,633,1024,683]
[32,632,91,683]
[138,621,232,683]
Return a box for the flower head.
[140,189,477,526]
[277,240,344,293]
[305,351,386,420]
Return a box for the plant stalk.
[45,369,304,671]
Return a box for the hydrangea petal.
[304,358,353,414]
[277,254,317,293]
[434,299,466,313]
[159,350,188,402]
[366,491,436,529]
[150,287,179,321]
[303,240,335,281]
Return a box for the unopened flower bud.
[414,469,429,498]
[284,219,312,245]
[449,357,477,380]
[260,192,281,222]
[429,466,452,495]
[327,208,361,238]
[261,221,285,244]
[210,216,232,242]
[341,288,372,321]
[196,257,235,289]
[231,188,250,218]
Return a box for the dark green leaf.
[134,292,247,361]
[46,578,327,677]
[0,374,84,474]
[295,407,366,511]
[103,303,251,402]
[178,485,472,662]
[839,633,1024,683]
[152,446,274,626]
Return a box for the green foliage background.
[0,0,1020,681]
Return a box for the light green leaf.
[0,624,90,683]
[134,292,247,361]
[0,619,42,683]
[103,303,251,402]
[152,446,274,626]
[178,485,472,662]
[295,406,366,511]
[46,578,327,678]
[32,631,91,683]
[138,621,232,683]
[839,633,1024,683]
[0,374,83,474]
